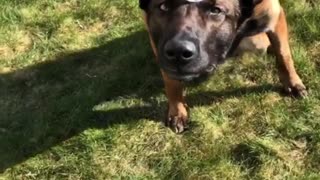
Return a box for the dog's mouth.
[163,64,217,83]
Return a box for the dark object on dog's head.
[139,0,263,10]
[139,0,210,11]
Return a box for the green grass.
[0,0,320,179]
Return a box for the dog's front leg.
[161,71,188,133]
[267,8,308,97]
[143,13,189,133]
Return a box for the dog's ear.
[139,0,150,11]
[226,0,264,57]
[238,0,263,23]
[237,0,266,36]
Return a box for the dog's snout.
[164,40,198,63]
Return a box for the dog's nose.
[164,40,198,63]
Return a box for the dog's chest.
[236,33,271,55]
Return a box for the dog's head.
[140,0,261,82]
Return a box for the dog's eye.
[210,6,222,15]
[159,3,169,12]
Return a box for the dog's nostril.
[180,41,197,61]
[181,50,194,59]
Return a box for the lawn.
[0,0,320,179]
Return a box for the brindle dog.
[139,0,308,133]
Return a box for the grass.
[0,0,319,179]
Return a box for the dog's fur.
[139,0,307,133]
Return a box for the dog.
[139,0,308,133]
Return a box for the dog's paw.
[284,82,308,98]
[165,115,189,133]
[165,103,189,133]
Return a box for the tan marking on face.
[215,0,239,16]
[142,12,158,58]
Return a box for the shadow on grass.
[0,30,281,172]
[232,143,263,177]
[231,141,281,179]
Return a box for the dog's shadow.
[0,30,280,172]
